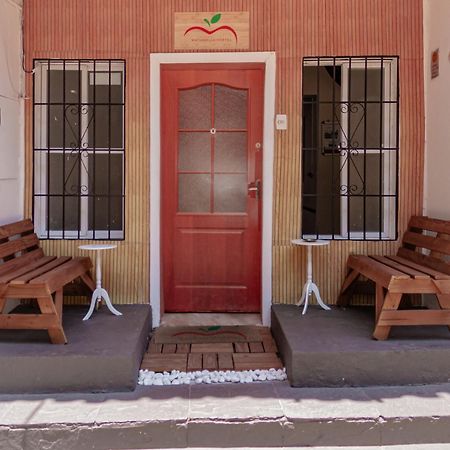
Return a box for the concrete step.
[271,304,450,387]
[1,381,449,449]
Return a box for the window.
[302,56,399,240]
[33,59,125,239]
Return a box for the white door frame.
[149,52,276,327]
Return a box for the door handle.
[248,180,261,198]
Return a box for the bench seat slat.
[29,257,92,294]
[370,256,430,279]
[10,257,72,285]
[348,255,410,288]
[397,247,450,276]
[387,255,450,280]
[0,256,56,284]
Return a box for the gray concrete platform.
[0,381,449,449]
[0,305,151,394]
[271,304,450,387]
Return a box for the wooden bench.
[338,216,450,340]
[0,219,95,344]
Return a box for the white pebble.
[138,367,288,386]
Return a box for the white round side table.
[78,244,123,321]
[291,239,331,315]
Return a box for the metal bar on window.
[108,60,112,240]
[395,58,400,240]
[363,57,368,240]
[93,60,97,239]
[77,59,82,239]
[315,56,320,240]
[46,59,51,239]
[62,60,66,239]
[378,57,384,240]
[331,57,336,240]
[346,57,352,240]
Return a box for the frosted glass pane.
[214,174,247,213]
[178,174,211,212]
[214,85,247,129]
[178,132,211,172]
[215,132,247,173]
[179,85,211,129]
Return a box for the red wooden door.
[161,65,264,312]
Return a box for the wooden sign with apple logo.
[174,12,249,50]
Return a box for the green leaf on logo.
[211,13,221,24]
[203,18,210,27]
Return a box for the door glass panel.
[214,174,247,213]
[179,85,211,129]
[214,85,247,129]
[215,132,247,173]
[178,174,211,212]
[178,132,211,172]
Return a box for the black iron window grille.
[33,59,126,240]
[301,56,399,240]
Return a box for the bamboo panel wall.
[23,0,424,306]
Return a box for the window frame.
[301,56,399,241]
[33,59,126,240]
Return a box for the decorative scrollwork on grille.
[63,104,95,195]
[325,102,367,196]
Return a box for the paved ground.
[0,381,450,449]
[159,447,450,450]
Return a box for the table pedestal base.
[298,281,331,315]
[83,288,123,321]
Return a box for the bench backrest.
[0,219,43,275]
[398,216,450,275]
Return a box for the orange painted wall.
[23,0,424,306]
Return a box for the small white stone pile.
[138,368,287,386]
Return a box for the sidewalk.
[1,381,449,449]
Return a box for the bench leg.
[37,296,67,344]
[436,294,450,333]
[54,289,63,324]
[337,269,360,307]
[80,272,95,293]
[373,292,403,340]
[375,284,385,322]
